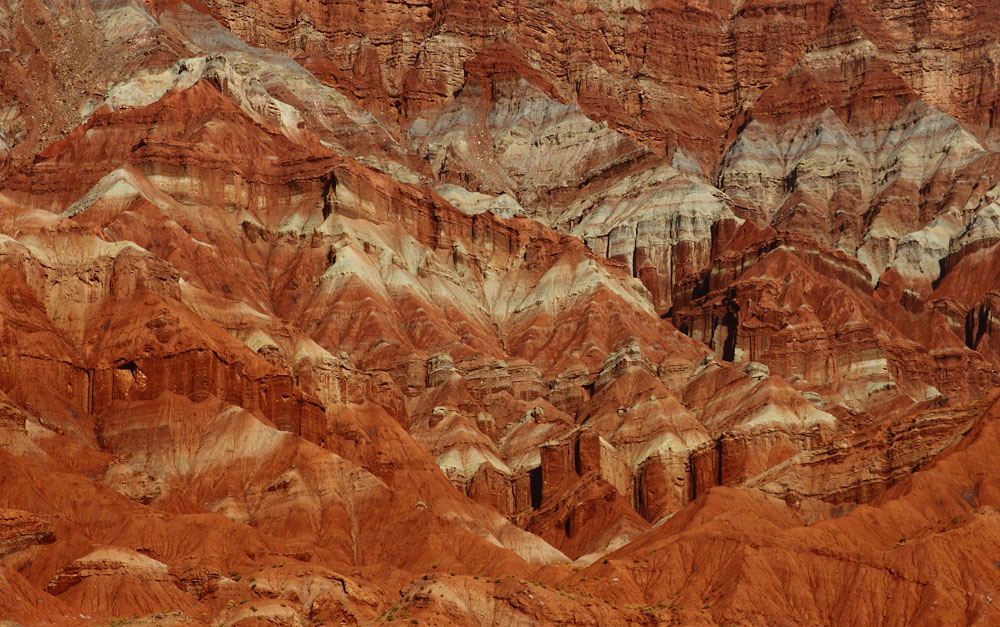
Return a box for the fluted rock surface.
[3,0,1000,625]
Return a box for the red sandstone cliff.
[3,0,1000,625]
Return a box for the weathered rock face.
[0,509,55,558]
[45,547,196,617]
[4,0,1000,625]
[669,227,998,416]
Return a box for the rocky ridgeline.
[4,0,1000,624]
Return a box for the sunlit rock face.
[3,1,1000,625]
